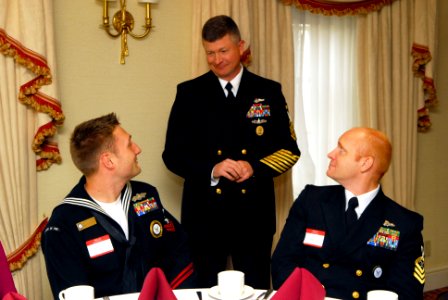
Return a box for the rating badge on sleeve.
[413,246,425,284]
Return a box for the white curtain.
[0,0,62,298]
[292,9,358,198]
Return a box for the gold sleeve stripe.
[260,149,300,173]
[269,156,296,170]
[260,158,289,173]
[271,151,299,165]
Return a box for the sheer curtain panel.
[291,9,358,198]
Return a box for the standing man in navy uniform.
[163,15,300,289]
[272,127,425,299]
[42,113,195,299]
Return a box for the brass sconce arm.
[100,0,159,64]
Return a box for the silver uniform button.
[373,266,383,278]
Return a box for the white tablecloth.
[174,288,275,300]
[94,289,343,299]
[94,288,275,299]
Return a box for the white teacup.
[58,285,94,300]
[218,270,245,300]
[367,290,398,300]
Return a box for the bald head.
[347,127,392,179]
[327,127,392,192]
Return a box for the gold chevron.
[413,271,425,284]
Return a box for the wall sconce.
[100,0,159,64]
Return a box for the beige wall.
[415,0,448,287]
[39,0,193,219]
[37,0,448,298]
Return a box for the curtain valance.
[281,0,396,16]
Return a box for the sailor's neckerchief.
[62,181,132,219]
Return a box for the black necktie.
[225,82,235,100]
[345,197,359,228]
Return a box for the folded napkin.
[271,267,325,300]
[0,242,17,299]
[138,267,177,300]
[2,292,27,300]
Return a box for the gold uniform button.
[216,188,222,195]
[241,149,247,155]
[322,263,330,269]
[241,189,246,194]
[217,150,222,155]
[352,291,359,299]
[356,270,363,277]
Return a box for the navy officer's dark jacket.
[42,177,195,299]
[272,185,425,300]
[162,68,301,238]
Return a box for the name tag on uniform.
[303,228,325,248]
[86,234,114,258]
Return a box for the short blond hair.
[70,113,120,176]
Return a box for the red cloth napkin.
[2,292,27,300]
[138,268,177,300]
[0,242,17,299]
[271,267,325,300]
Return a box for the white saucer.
[208,285,254,300]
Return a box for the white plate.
[208,285,254,300]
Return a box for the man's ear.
[238,39,246,54]
[360,156,374,173]
[100,152,114,169]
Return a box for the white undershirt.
[93,196,129,240]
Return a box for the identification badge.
[86,234,114,258]
[303,228,325,248]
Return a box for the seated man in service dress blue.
[272,127,425,300]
